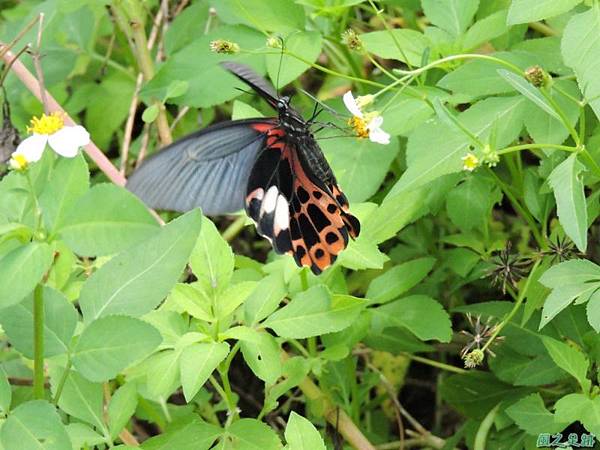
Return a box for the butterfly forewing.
[127,119,274,215]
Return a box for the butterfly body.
[127,62,359,274]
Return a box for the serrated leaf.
[422,0,479,36]
[59,183,159,256]
[263,286,366,339]
[79,210,201,321]
[371,295,452,342]
[542,336,590,393]
[508,0,582,25]
[562,6,600,121]
[285,412,325,450]
[73,315,162,382]
[548,154,588,252]
[497,69,560,120]
[180,342,230,402]
[367,257,435,304]
[505,393,567,435]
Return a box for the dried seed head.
[209,39,240,54]
[463,349,485,368]
[342,29,363,51]
[525,65,550,88]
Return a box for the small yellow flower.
[27,112,64,135]
[9,152,28,171]
[266,36,281,48]
[343,91,390,144]
[209,39,240,54]
[461,153,479,172]
[10,111,90,167]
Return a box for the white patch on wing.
[274,194,290,231]
[261,185,279,216]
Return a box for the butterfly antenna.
[275,36,286,96]
[300,88,345,123]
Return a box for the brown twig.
[121,73,144,174]
[173,0,191,16]
[31,14,49,114]
[0,45,127,186]
[0,15,39,59]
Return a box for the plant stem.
[485,168,545,249]
[497,143,578,155]
[402,353,467,374]
[222,216,247,242]
[33,284,45,399]
[52,359,72,405]
[481,260,541,354]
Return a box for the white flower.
[10,112,90,169]
[343,91,390,145]
[461,153,479,172]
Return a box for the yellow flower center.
[462,153,479,171]
[27,112,64,135]
[348,116,369,139]
[10,154,28,170]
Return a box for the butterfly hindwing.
[245,125,359,275]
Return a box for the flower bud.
[342,29,363,51]
[209,39,240,54]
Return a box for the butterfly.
[127,62,359,275]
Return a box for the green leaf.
[263,286,366,338]
[496,69,560,120]
[164,2,210,55]
[445,176,501,232]
[366,257,435,304]
[0,286,77,358]
[141,418,221,450]
[266,31,321,87]
[462,9,509,51]
[142,349,182,399]
[209,0,305,32]
[548,154,588,252]
[232,100,263,120]
[390,96,525,195]
[508,0,582,25]
[226,419,282,450]
[0,400,72,450]
[168,283,213,322]
[225,327,282,384]
[108,383,138,439]
[562,6,600,121]
[79,210,201,321]
[422,0,479,36]
[0,368,11,414]
[542,336,590,393]
[0,242,53,309]
[539,259,600,288]
[190,217,234,300]
[218,281,257,318]
[555,393,600,437]
[586,292,600,332]
[371,295,452,342]
[65,423,105,450]
[59,183,159,256]
[505,393,567,435]
[50,367,105,431]
[142,104,160,123]
[141,26,266,108]
[285,412,325,450]
[73,315,162,382]
[336,237,389,270]
[321,136,399,203]
[165,80,189,100]
[524,80,581,147]
[180,342,230,402]
[440,372,531,419]
[244,274,286,325]
[39,153,89,234]
[437,52,532,98]
[361,29,432,67]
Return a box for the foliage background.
[1,0,600,449]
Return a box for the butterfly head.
[277,96,290,113]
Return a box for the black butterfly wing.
[127,119,276,215]
[221,61,279,109]
[245,125,360,275]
